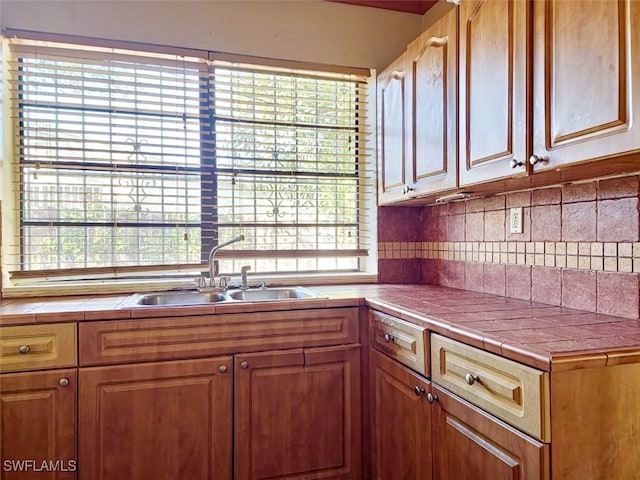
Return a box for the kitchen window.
[2,32,375,294]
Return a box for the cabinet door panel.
[410,8,458,195]
[79,357,232,480]
[432,385,549,480]
[371,350,432,480]
[0,369,76,480]
[234,346,361,480]
[459,0,529,186]
[378,55,408,204]
[532,0,640,170]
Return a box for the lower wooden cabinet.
[432,384,548,480]
[0,369,77,480]
[371,349,549,480]
[234,345,361,480]
[78,345,361,480]
[79,357,233,480]
[371,350,432,480]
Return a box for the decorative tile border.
[378,241,640,274]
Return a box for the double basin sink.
[124,286,323,307]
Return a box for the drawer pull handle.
[383,333,395,343]
[413,385,425,397]
[59,378,69,387]
[18,345,31,354]
[426,393,438,404]
[219,365,228,374]
[240,361,249,369]
[465,373,480,386]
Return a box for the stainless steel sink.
[122,286,322,307]
[227,286,319,302]
[128,291,228,306]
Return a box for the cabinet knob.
[465,373,479,385]
[402,185,415,195]
[426,392,438,404]
[240,361,249,369]
[383,333,395,344]
[509,159,523,169]
[529,154,545,166]
[413,385,425,397]
[18,345,31,354]
[219,365,228,374]
[59,378,69,387]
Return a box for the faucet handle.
[219,276,230,290]
[240,265,251,290]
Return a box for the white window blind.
[5,34,374,284]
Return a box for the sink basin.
[122,286,323,308]
[131,291,228,306]
[227,286,320,302]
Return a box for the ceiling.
[327,0,439,15]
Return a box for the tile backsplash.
[378,174,640,319]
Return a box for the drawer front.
[431,333,550,442]
[0,323,77,373]
[80,307,359,366]
[370,310,428,376]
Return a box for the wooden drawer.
[0,323,77,373]
[370,310,428,376]
[80,307,359,366]
[431,333,550,442]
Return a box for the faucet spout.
[208,235,245,287]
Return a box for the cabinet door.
[378,54,409,204]
[407,7,458,197]
[432,385,549,480]
[459,0,529,186]
[371,350,432,480]
[0,369,76,480]
[234,345,361,480]
[531,0,640,172]
[79,357,232,480]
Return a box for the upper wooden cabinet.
[531,0,640,173]
[377,0,640,204]
[458,0,529,187]
[378,8,458,204]
[378,54,409,203]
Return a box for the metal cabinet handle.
[59,378,69,387]
[426,392,438,404]
[465,373,480,385]
[240,361,249,369]
[402,185,415,195]
[510,159,523,169]
[219,365,228,374]
[18,345,31,354]
[413,385,425,397]
[383,333,395,344]
[529,154,545,166]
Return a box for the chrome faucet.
[207,235,245,288]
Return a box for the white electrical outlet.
[510,207,523,234]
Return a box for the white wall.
[2,0,425,71]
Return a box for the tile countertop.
[2,284,640,372]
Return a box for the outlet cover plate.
[510,207,523,234]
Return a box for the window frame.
[1,30,378,297]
